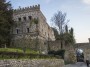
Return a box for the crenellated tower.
[13,4,40,13]
[11,4,55,53]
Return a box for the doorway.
[76,49,84,62]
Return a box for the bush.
[0,48,39,54]
[48,50,65,59]
[55,49,65,59]
[0,51,55,59]
[48,50,56,55]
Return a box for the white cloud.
[81,0,90,5]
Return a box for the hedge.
[48,49,65,59]
[0,51,56,59]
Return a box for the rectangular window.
[27,28,29,33]
[16,29,19,34]
[18,18,21,21]
[23,17,26,21]
[28,16,32,20]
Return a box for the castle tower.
[11,4,55,53]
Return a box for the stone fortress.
[10,4,90,62]
[11,4,55,53]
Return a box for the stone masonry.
[0,59,64,67]
[11,4,55,53]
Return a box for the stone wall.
[48,40,65,51]
[0,59,64,67]
[82,48,90,61]
[64,50,77,63]
[11,38,47,53]
[48,40,77,63]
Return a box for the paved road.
[64,62,88,67]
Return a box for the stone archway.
[76,48,84,62]
[74,42,90,62]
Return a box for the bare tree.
[51,11,67,34]
[51,11,69,49]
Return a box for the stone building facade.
[11,4,55,52]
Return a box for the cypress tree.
[0,0,13,47]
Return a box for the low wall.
[0,59,64,67]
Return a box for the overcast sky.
[7,0,90,43]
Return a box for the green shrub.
[0,48,56,59]
[0,52,55,59]
[48,50,65,59]
[48,50,56,55]
[0,48,39,54]
[55,49,65,59]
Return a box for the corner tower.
[11,4,55,53]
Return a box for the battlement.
[13,4,40,13]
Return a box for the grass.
[0,48,39,54]
[0,48,57,59]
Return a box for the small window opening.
[27,28,29,33]
[23,17,26,21]
[28,16,32,20]
[18,18,21,21]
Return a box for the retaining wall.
[0,59,64,67]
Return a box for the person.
[86,59,89,67]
